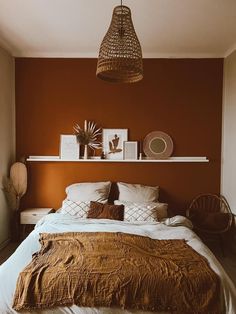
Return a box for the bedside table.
[20,208,54,237]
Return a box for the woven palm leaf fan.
[10,162,27,211]
[1,162,27,241]
[10,162,27,197]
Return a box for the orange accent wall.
[15,58,223,214]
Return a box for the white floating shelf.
[27,156,209,163]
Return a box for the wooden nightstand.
[20,208,54,238]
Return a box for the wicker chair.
[187,194,233,256]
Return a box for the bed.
[1,181,236,313]
[0,213,236,314]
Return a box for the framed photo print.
[123,141,138,160]
[60,135,80,160]
[103,129,128,160]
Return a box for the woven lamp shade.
[96,5,143,83]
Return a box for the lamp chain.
[120,0,124,37]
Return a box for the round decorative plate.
[143,131,174,159]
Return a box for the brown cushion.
[191,208,230,231]
[87,201,124,221]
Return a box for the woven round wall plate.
[143,131,174,159]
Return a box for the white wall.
[0,47,15,248]
[222,50,236,214]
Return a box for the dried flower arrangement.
[73,120,102,158]
[2,161,27,240]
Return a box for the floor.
[0,241,235,288]
[215,245,236,287]
[0,242,19,265]
[218,254,236,287]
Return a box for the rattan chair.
[187,194,233,255]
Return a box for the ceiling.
[0,0,236,58]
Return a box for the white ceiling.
[0,0,236,58]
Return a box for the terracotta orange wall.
[15,58,223,214]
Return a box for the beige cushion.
[115,200,168,222]
[117,182,159,202]
[191,208,230,231]
[60,199,90,218]
[65,181,111,202]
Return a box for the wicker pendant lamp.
[96,1,143,83]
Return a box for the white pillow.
[117,182,159,202]
[60,199,90,218]
[115,200,168,222]
[66,181,111,202]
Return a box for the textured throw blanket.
[13,232,221,313]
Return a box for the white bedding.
[0,213,235,314]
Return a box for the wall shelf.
[27,156,209,163]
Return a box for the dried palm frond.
[74,121,102,150]
[2,162,27,211]
[10,162,27,197]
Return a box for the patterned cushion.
[60,199,90,218]
[115,200,168,222]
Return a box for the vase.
[83,145,88,159]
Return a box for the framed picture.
[103,129,128,160]
[123,141,138,160]
[60,135,80,160]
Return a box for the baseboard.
[0,238,11,251]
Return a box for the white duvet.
[0,213,235,314]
